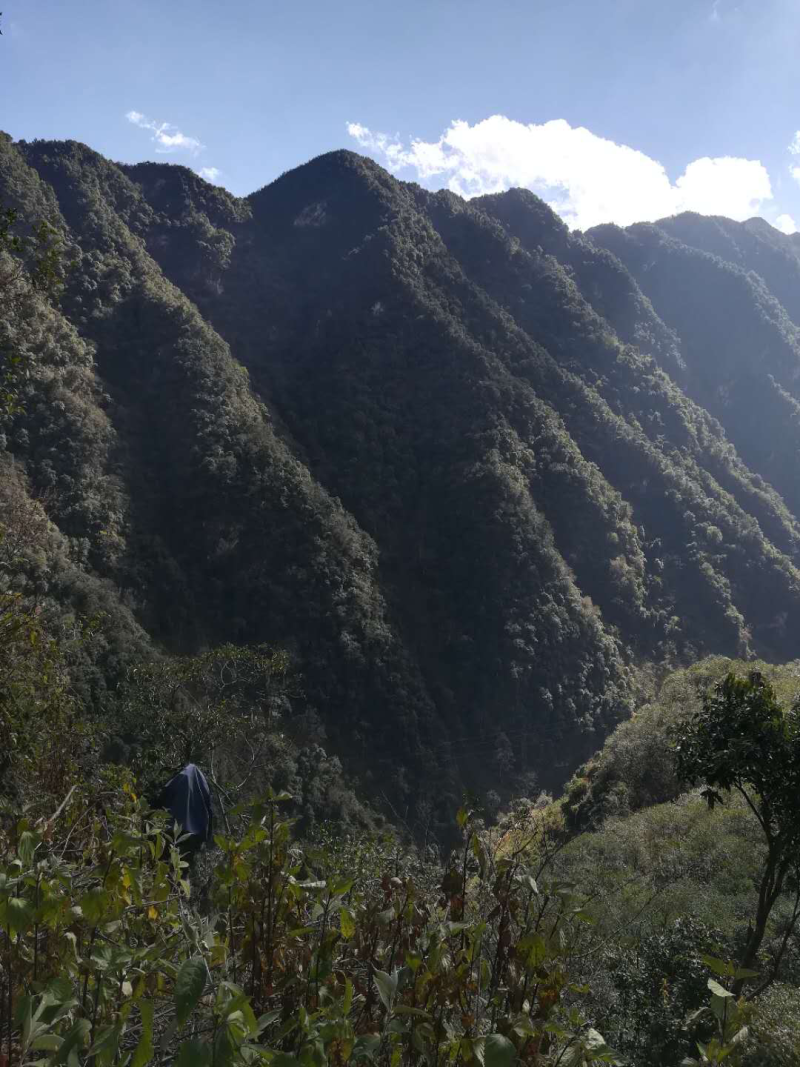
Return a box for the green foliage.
[10,132,800,822]
[544,779,800,1064]
[743,982,800,1066]
[674,671,800,993]
[563,657,800,831]
[8,131,800,1065]
[682,967,755,1066]
[0,202,66,417]
[112,643,290,785]
[604,918,725,1063]
[0,781,619,1067]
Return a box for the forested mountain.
[5,132,800,830]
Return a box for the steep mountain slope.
[4,133,800,826]
[587,216,800,521]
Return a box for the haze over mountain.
[4,131,800,828]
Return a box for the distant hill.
[4,132,800,830]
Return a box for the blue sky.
[4,0,800,230]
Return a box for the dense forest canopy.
[5,134,800,821]
[7,131,800,1063]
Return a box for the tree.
[111,643,290,795]
[1,204,65,417]
[674,671,800,996]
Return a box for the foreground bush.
[0,785,619,1066]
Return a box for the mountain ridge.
[4,133,800,829]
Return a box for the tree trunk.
[733,852,784,996]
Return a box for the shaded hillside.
[587,216,800,521]
[5,133,800,826]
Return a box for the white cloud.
[788,134,800,188]
[126,110,204,155]
[775,214,797,235]
[197,166,221,183]
[347,115,774,230]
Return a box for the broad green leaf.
[175,957,207,1027]
[702,955,734,978]
[354,1034,381,1059]
[516,933,546,969]
[484,1033,516,1067]
[88,1022,123,1067]
[46,976,74,1003]
[511,1015,536,1039]
[3,896,34,936]
[213,1022,237,1067]
[256,1009,282,1031]
[583,1028,608,1050]
[340,906,355,939]
[54,1019,91,1065]
[79,888,109,926]
[176,1039,212,1067]
[131,1000,154,1067]
[221,993,258,1036]
[31,1034,63,1051]
[707,978,734,999]
[373,968,398,1012]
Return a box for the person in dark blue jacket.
[156,763,213,859]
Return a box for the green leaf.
[702,955,735,978]
[31,1035,63,1051]
[257,1009,282,1031]
[583,1028,608,1051]
[213,1023,237,1067]
[373,968,398,1012]
[176,1039,212,1067]
[353,1034,381,1060]
[88,1022,123,1067]
[47,976,74,1003]
[340,907,356,939]
[393,1005,433,1020]
[484,1034,516,1067]
[17,830,38,866]
[222,994,258,1036]
[79,888,109,926]
[707,978,734,999]
[54,1019,91,1065]
[445,921,471,936]
[516,933,546,970]
[3,896,34,936]
[175,957,207,1027]
[131,1001,154,1067]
